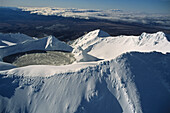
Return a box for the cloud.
[19,7,170,27]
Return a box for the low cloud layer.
[20,7,170,27]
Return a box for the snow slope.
[0,52,169,113]
[72,30,170,59]
[0,35,73,59]
[72,46,101,62]
[72,29,110,52]
[0,30,170,113]
[0,61,16,71]
[0,33,34,48]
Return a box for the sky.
[0,0,170,13]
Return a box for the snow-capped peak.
[44,35,73,51]
[138,31,167,46]
[44,35,62,49]
[72,29,110,52]
[86,29,110,38]
[0,35,73,58]
[72,30,170,59]
[45,35,54,49]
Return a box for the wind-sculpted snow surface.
[0,30,170,113]
[0,52,170,113]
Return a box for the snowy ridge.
[0,30,170,113]
[72,29,110,52]
[72,30,170,59]
[0,33,34,48]
[0,35,72,58]
[138,31,167,46]
[0,52,170,113]
[43,35,72,51]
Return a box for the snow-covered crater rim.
[1,51,169,78]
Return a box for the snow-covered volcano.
[0,30,170,113]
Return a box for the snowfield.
[0,30,170,113]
